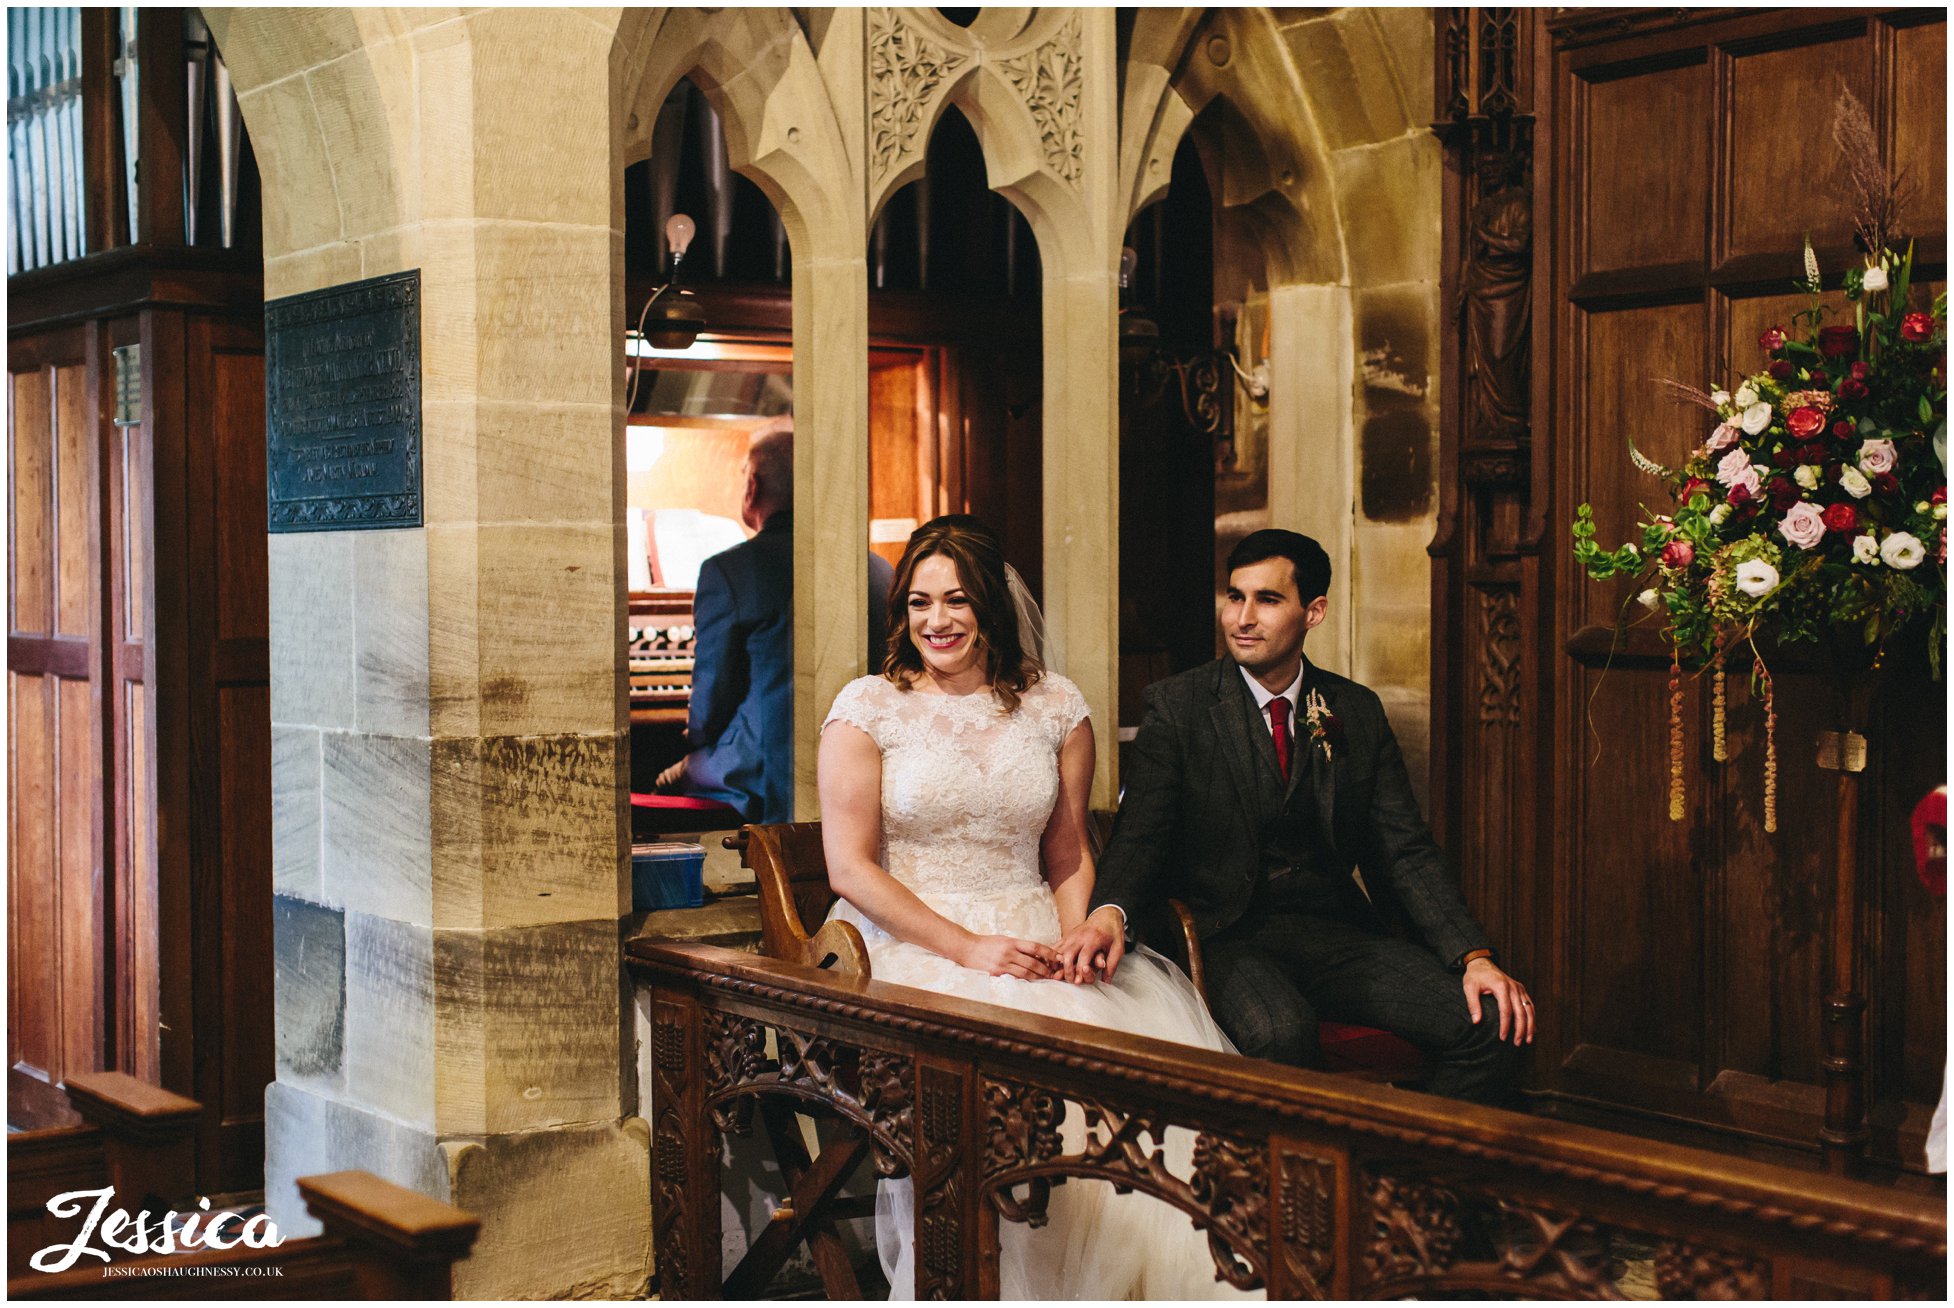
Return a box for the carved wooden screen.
[1539,9,1945,1167]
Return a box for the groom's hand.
[1463,958,1534,1046]
[1056,907,1126,984]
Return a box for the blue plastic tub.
[632,841,706,910]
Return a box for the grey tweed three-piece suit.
[1092,656,1519,1105]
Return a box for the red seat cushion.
[630,793,745,814]
[1318,1021,1426,1076]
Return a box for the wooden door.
[8,327,108,1094]
[1542,8,1945,1166]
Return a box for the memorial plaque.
[266,270,422,532]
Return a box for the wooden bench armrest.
[801,919,870,975]
[299,1170,479,1300]
[1165,899,1206,1003]
[60,1073,199,1142]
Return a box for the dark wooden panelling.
[1580,62,1711,278]
[1722,32,1872,261]
[13,371,53,634]
[10,673,58,1080]
[1571,301,1705,633]
[1437,8,1947,1170]
[211,348,267,642]
[1892,21,1947,232]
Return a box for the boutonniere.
[1303,690,1341,762]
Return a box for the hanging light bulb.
[1118,245,1138,290]
[665,212,697,271]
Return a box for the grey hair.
[747,418,793,511]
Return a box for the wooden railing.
[627,939,1947,1300]
[7,1075,478,1299]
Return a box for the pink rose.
[1760,327,1787,351]
[1661,540,1695,569]
[1706,423,1741,453]
[1715,447,1753,487]
[1777,500,1826,549]
[1725,464,1762,500]
[1858,438,1897,474]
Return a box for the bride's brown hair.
[881,515,1040,711]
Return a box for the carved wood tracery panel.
[977,1075,1270,1290]
[700,1011,916,1176]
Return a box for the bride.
[818,515,1259,1301]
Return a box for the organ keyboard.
[629,591,696,724]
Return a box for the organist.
[651,419,893,823]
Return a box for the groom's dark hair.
[1226,529,1331,603]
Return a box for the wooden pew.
[9,1075,478,1299]
[9,1073,200,1279]
[10,1171,479,1300]
[628,938,1948,1300]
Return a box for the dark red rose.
[1768,359,1796,381]
[1660,540,1695,569]
[1785,406,1826,440]
[1824,462,1844,482]
[1817,325,1860,359]
[1838,377,1871,401]
[1807,367,1828,386]
[1850,361,1871,380]
[1760,327,1787,351]
[1727,483,1753,506]
[1735,500,1761,524]
[1832,421,1852,438]
[1933,486,1947,506]
[1767,479,1800,510]
[1901,312,1937,343]
[1802,445,1829,466]
[1680,477,1710,502]
[1874,471,1901,496]
[1822,503,1858,534]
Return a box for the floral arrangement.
[1572,108,1946,830]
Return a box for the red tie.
[1268,696,1292,781]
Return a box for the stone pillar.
[231,9,649,1298]
[1031,9,1123,808]
[792,243,871,816]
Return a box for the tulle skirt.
[828,889,1264,1301]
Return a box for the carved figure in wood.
[1460,143,1533,447]
[815,516,1250,1298]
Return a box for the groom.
[1057,529,1532,1106]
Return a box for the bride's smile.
[906,554,984,688]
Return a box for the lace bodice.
[822,673,1090,922]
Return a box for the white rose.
[1862,264,1889,292]
[1734,384,1759,409]
[1936,503,1949,521]
[1777,501,1826,550]
[1734,559,1780,597]
[1858,438,1898,474]
[1740,401,1774,435]
[1710,389,1732,409]
[1880,531,1926,570]
[1793,464,1821,491]
[1637,588,1661,612]
[1709,503,1733,526]
[1839,466,1872,498]
[1851,534,1880,564]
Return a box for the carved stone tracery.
[867,8,967,190]
[995,15,1085,187]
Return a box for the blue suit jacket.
[681,513,893,823]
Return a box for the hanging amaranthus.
[1711,664,1727,763]
[1749,657,1779,835]
[1668,660,1686,822]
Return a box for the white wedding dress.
[822,672,1260,1301]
